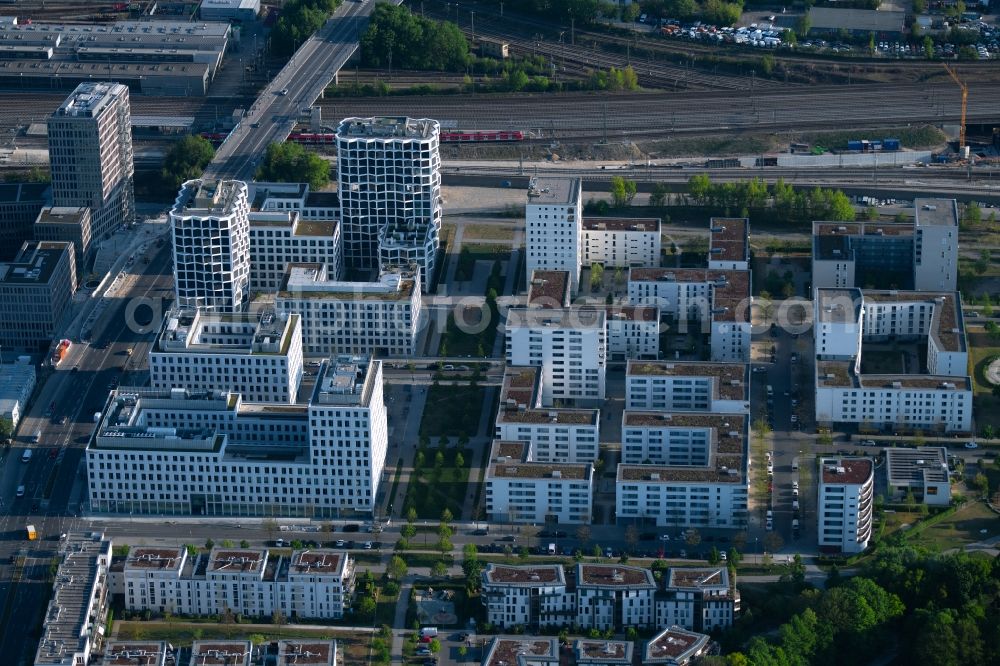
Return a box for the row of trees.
[687,175,856,222]
[255,142,330,190]
[361,3,468,71]
[271,0,341,56]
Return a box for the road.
[0,240,173,664]
[205,0,399,181]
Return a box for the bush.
[255,142,330,190]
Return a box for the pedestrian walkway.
[390,579,413,662]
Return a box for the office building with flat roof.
[0,240,76,351]
[33,206,92,280]
[275,263,421,358]
[96,642,169,666]
[643,626,711,665]
[171,179,251,313]
[0,182,50,261]
[187,641,253,666]
[248,211,341,293]
[884,446,951,505]
[149,307,303,403]
[86,356,387,517]
[626,361,750,414]
[48,82,134,242]
[525,177,583,294]
[336,117,441,290]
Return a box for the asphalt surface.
[0,240,173,664]
[205,0,397,181]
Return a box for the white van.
[420,627,438,638]
[547,543,556,555]
[21,449,32,463]
[766,385,774,397]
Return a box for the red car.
[419,636,432,643]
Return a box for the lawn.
[970,346,1000,395]
[419,385,485,438]
[905,500,999,552]
[402,447,474,520]
[455,244,510,281]
[439,302,499,357]
[859,350,905,375]
[462,223,516,241]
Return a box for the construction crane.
[942,63,968,151]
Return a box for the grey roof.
[808,7,905,32]
[527,176,579,206]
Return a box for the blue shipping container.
[884,138,900,151]
[847,140,863,151]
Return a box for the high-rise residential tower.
[170,179,250,313]
[47,82,134,245]
[336,116,441,291]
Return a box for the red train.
[199,129,526,147]
[440,130,524,143]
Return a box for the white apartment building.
[33,533,113,666]
[276,641,337,666]
[626,361,750,414]
[99,642,169,666]
[482,637,559,666]
[622,412,747,466]
[658,567,739,633]
[575,639,634,666]
[818,457,874,554]
[48,82,134,241]
[707,218,749,271]
[575,564,657,631]
[643,626,711,666]
[581,217,661,268]
[606,305,660,360]
[86,355,388,517]
[493,366,600,462]
[248,211,341,293]
[481,564,572,629]
[505,307,606,404]
[171,179,250,313]
[119,546,354,620]
[811,199,958,293]
[814,288,972,432]
[628,268,750,363]
[149,308,303,403]
[527,271,658,361]
[336,117,441,290]
[525,177,583,295]
[188,641,253,666]
[485,440,594,524]
[481,563,738,634]
[616,458,749,529]
[275,263,421,358]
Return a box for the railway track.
[418,0,1000,85]
[315,81,998,139]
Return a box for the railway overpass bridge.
[204,0,401,182]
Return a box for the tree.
[387,555,408,579]
[455,452,465,469]
[0,415,11,442]
[688,173,712,204]
[431,560,449,577]
[357,595,377,619]
[239,539,250,549]
[161,135,215,190]
[255,141,330,190]
[795,14,811,36]
[361,4,469,72]
[708,546,720,564]
[429,638,442,654]
[624,179,637,205]
[610,176,628,207]
[685,529,701,548]
[518,546,530,561]
[649,182,669,208]
[441,508,454,524]
[590,263,605,291]
[973,472,989,498]
[205,538,215,550]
